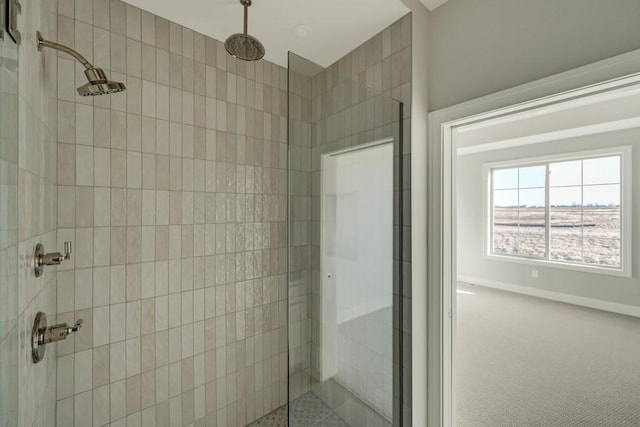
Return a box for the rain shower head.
[225,0,265,61]
[36,31,126,96]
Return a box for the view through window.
[490,153,624,269]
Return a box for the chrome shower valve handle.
[38,318,82,345]
[31,313,83,363]
[34,241,72,277]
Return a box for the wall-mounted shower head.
[76,68,126,96]
[225,0,265,61]
[36,31,126,96]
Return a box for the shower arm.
[36,31,93,69]
[242,0,250,35]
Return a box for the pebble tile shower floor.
[249,393,349,426]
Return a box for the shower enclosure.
[287,53,405,426]
[0,2,407,423]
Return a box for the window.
[487,148,631,275]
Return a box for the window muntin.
[490,153,624,270]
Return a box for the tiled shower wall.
[288,13,413,425]
[54,1,288,425]
[16,0,59,426]
[307,14,412,425]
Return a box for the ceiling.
[419,0,449,11]
[122,0,422,68]
[455,86,640,155]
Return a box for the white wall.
[457,128,640,308]
[321,143,394,419]
[332,145,393,323]
[428,0,640,110]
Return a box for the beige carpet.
[457,283,640,427]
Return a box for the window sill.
[484,253,631,278]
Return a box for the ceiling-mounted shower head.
[36,31,126,96]
[225,0,265,61]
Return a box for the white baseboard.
[457,275,640,318]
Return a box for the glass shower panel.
[288,53,402,426]
[0,18,19,427]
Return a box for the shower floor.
[249,392,348,426]
[249,378,391,426]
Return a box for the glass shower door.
[0,10,20,427]
[288,53,403,426]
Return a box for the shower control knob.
[34,241,72,277]
[32,312,83,363]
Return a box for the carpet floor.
[457,283,640,427]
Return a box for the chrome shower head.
[225,33,265,62]
[77,68,127,96]
[36,31,126,96]
[225,0,265,61]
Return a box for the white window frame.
[483,146,632,277]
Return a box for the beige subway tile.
[168,225,182,260]
[155,226,169,261]
[169,22,182,54]
[110,226,126,265]
[127,77,143,115]
[127,113,143,152]
[127,152,142,189]
[92,384,110,426]
[127,226,142,263]
[141,369,156,409]
[194,63,206,95]
[183,58,195,92]
[140,116,156,154]
[156,84,169,121]
[74,268,93,310]
[93,344,110,387]
[76,145,94,186]
[74,390,93,426]
[126,189,142,226]
[94,147,111,187]
[126,374,142,415]
[76,186,94,227]
[139,153,156,190]
[140,262,155,299]
[111,33,127,74]
[92,227,109,266]
[155,295,169,334]
[140,333,156,373]
[58,186,76,228]
[110,379,126,420]
[141,10,156,45]
[156,48,170,86]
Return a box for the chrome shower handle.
[66,319,83,334]
[62,241,72,260]
[34,241,72,277]
[32,312,84,362]
[38,319,83,345]
[38,241,72,264]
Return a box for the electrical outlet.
[531,269,538,278]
